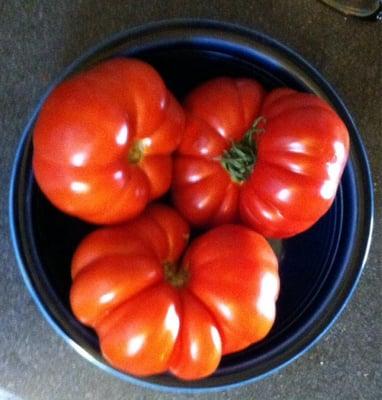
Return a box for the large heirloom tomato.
[70,204,279,380]
[172,79,349,238]
[33,58,184,224]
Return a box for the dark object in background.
[319,0,382,20]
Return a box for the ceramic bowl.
[9,20,373,393]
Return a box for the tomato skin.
[173,77,264,227]
[172,80,349,238]
[168,290,222,380]
[99,284,181,376]
[70,254,163,326]
[33,58,184,224]
[184,224,279,354]
[70,205,279,380]
[240,89,349,237]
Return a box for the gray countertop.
[1,1,381,399]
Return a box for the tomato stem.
[128,141,143,164]
[163,261,189,288]
[220,116,265,183]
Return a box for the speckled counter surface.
[0,1,381,399]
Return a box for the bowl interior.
[13,26,369,391]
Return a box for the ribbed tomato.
[33,58,184,224]
[70,204,279,380]
[172,78,349,238]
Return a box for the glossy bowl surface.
[9,20,373,393]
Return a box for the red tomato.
[33,58,184,224]
[70,204,279,380]
[172,79,349,238]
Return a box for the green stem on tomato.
[220,116,265,183]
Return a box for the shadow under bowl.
[9,20,373,393]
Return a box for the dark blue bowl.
[9,20,373,393]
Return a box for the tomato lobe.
[70,206,279,380]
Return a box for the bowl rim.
[9,18,374,393]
